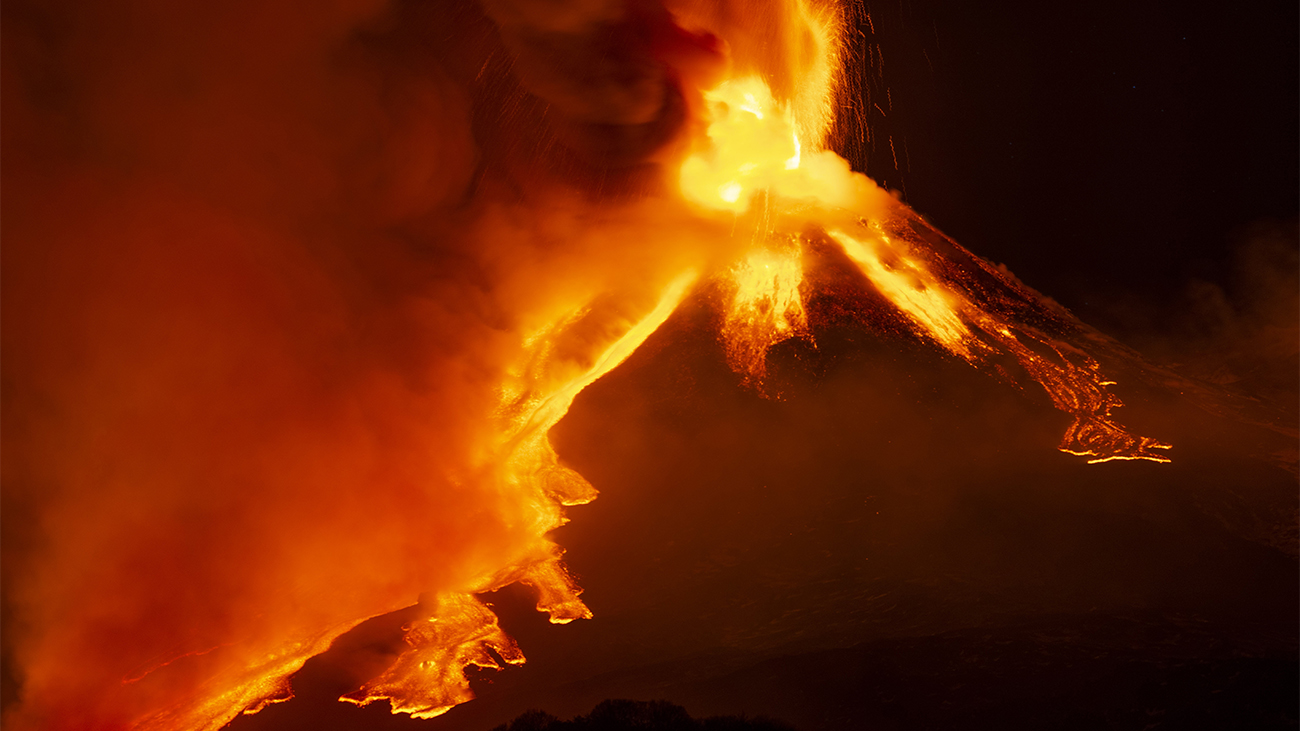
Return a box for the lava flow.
[336,269,699,719]
[1,1,1180,729]
[684,73,1171,464]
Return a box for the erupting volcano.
[3,0,1295,729]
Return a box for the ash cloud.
[0,0,733,727]
[3,1,495,725]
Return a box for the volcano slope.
[228,231,1297,730]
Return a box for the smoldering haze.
[3,1,492,725]
[1,0,734,726]
[1089,219,1300,417]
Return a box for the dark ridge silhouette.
[492,699,796,731]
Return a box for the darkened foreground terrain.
[491,699,794,731]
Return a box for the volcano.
[224,8,1294,724]
[3,0,1295,729]
[222,206,1298,731]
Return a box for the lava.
[722,243,809,388]
[681,68,1170,463]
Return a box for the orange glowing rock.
[338,592,524,719]
[722,241,810,389]
[327,268,697,719]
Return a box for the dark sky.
[839,0,1298,334]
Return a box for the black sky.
[841,0,1298,335]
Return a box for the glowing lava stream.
[684,75,1172,465]
[332,270,700,719]
[129,271,702,730]
[722,242,809,389]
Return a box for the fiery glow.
[827,228,975,358]
[133,627,351,731]
[201,9,1164,728]
[675,68,1169,465]
[722,242,810,387]
[339,593,524,719]
[679,76,861,214]
[336,268,699,716]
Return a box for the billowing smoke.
[2,1,495,725]
[0,0,794,727]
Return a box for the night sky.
[841,0,1297,341]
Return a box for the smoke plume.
[0,0,781,726]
